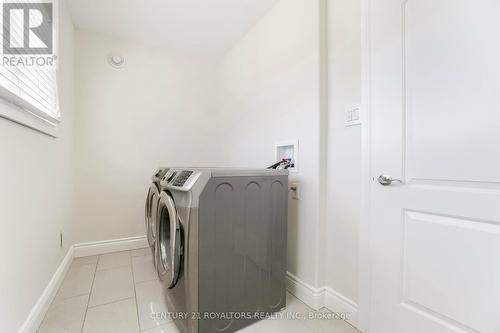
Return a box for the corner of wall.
[315,0,330,290]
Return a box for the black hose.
[267,159,293,170]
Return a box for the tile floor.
[38,248,359,333]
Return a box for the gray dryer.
[155,168,289,333]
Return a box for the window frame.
[0,0,60,137]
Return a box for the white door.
[368,0,500,332]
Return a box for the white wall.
[0,1,75,331]
[325,0,362,303]
[73,30,219,243]
[215,0,363,306]
[215,0,324,287]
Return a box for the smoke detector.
[108,54,125,69]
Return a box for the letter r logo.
[3,2,53,54]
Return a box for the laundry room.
[2,0,498,333]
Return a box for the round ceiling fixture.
[108,54,125,69]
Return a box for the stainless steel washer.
[155,168,288,333]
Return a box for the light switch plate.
[345,104,362,127]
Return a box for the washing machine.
[145,167,170,257]
[155,168,289,333]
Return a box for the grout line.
[54,292,91,304]
[80,254,99,333]
[130,248,150,258]
[50,263,96,304]
[134,277,159,286]
[94,251,135,272]
[95,263,132,272]
[86,297,136,309]
[130,254,150,258]
[139,323,173,333]
[130,250,143,331]
[289,292,316,312]
[72,260,99,265]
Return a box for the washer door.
[156,191,182,289]
[145,183,160,249]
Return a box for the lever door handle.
[378,174,403,186]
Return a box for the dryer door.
[156,191,182,289]
[145,183,160,249]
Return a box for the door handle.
[378,174,403,186]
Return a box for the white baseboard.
[286,272,325,310]
[286,272,359,330]
[18,246,74,333]
[73,236,148,258]
[324,286,359,328]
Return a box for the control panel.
[153,167,169,181]
[161,169,199,191]
[171,171,194,187]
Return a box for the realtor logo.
[2,2,53,54]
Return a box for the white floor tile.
[73,255,99,266]
[39,250,359,333]
[131,247,152,257]
[141,322,180,333]
[283,294,359,333]
[132,255,157,283]
[135,279,170,331]
[38,294,89,333]
[89,266,134,307]
[55,263,96,301]
[82,298,139,333]
[283,292,311,314]
[97,251,131,271]
[302,315,358,333]
[235,324,255,333]
[246,317,314,333]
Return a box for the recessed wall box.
[275,140,299,173]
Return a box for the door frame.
[358,0,374,331]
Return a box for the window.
[0,0,59,136]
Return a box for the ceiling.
[68,0,280,58]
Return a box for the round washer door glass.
[157,192,182,288]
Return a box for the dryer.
[145,167,170,257]
[155,168,289,333]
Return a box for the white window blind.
[0,0,59,124]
